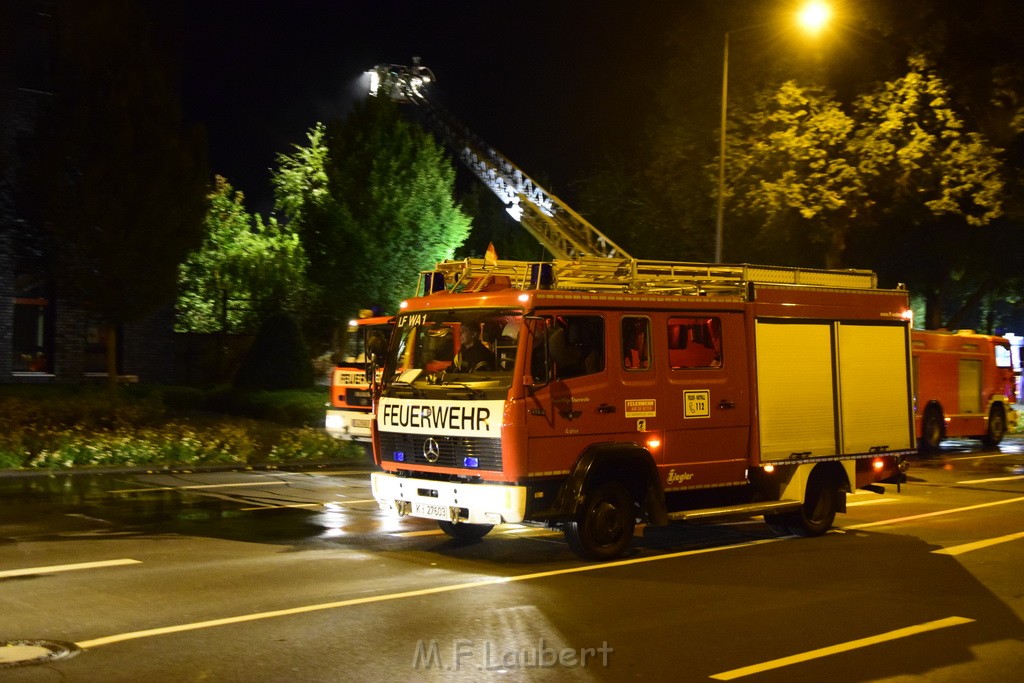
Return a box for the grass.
[0,384,367,471]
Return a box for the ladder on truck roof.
[367,59,630,261]
[421,257,880,298]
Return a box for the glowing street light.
[797,1,832,35]
[714,1,832,263]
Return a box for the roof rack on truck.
[418,257,880,297]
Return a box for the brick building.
[1,0,179,385]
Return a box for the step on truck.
[369,257,915,560]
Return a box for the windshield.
[383,308,523,391]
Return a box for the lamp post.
[714,1,831,263]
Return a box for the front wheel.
[438,521,493,541]
[564,482,635,561]
[981,404,1007,449]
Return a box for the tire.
[564,481,635,561]
[981,404,1007,449]
[786,472,839,537]
[438,521,493,541]
[918,407,944,454]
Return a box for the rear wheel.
[438,521,493,541]
[981,404,1007,449]
[918,407,944,454]
[564,482,635,561]
[789,472,839,536]
[764,471,839,537]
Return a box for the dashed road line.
[0,559,141,580]
[954,474,1024,484]
[932,531,1024,556]
[709,616,975,680]
[238,503,323,511]
[844,495,1024,530]
[73,537,781,650]
[108,481,290,494]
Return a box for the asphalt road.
[1,439,1022,681]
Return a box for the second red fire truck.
[911,329,1016,452]
[326,315,392,441]
[369,257,914,560]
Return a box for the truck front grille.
[377,432,503,471]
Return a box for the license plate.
[413,503,451,520]
[352,418,371,429]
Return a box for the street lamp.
[714,1,831,263]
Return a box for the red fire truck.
[325,315,391,441]
[911,329,1016,452]
[369,258,914,560]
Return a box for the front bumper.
[370,472,527,525]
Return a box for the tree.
[853,55,1005,328]
[25,0,208,387]
[273,98,471,345]
[727,81,865,267]
[177,176,310,334]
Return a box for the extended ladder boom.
[367,60,631,261]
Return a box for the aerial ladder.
[366,58,630,261]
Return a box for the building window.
[12,273,53,373]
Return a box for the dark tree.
[25,0,208,387]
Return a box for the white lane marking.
[710,616,975,680]
[945,453,1015,461]
[239,503,323,511]
[392,529,446,537]
[932,531,1024,556]
[74,537,781,650]
[954,474,1024,484]
[844,495,1024,530]
[846,498,897,507]
[108,481,290,494]
[0,559,141,579]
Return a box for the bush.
[233,312,314,390]
[0,384,363,471]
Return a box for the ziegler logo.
[667,469,694,485]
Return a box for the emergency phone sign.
[684,390,711,418]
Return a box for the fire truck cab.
[911,329,1017,452]
[370,258,914,560]
[325,315,391,441]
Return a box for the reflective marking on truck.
[625,399,656,418]
[377,398,506,437]
[684,390,710,418]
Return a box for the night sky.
[164,0,685,212]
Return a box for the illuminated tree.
[853,55,1005,328]
[177,176,310,334]
[273,98,471,342]
[727,81,865,267]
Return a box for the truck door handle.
[718,400,736,410]
[598,404,616,413]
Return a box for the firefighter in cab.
[450,322,493,372]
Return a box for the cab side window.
[668,317,723,369]
[622,317,651,370]
[538,315,605,381]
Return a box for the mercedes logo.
[423,437,440,463]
